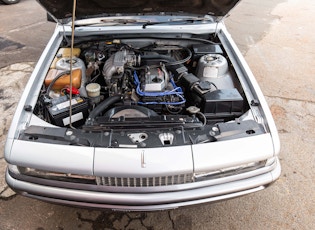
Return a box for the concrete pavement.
[0,62,35,198]
[0,0,55,68]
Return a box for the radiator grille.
[96,174,193,187]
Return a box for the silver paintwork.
[193,134,274,172]
[8,140,94,175]
[217,26,280,154]
[94,145,193,177]
[4,18,280,210]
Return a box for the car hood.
[37,0,240,22]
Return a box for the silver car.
[5,0,281,211]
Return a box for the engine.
[99,49,185,109]
[37,40,245,128]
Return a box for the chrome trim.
[141,150,146,168]
[96,174,193,187]
[6,159,281,210]
[9,158,278,193]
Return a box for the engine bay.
[34,36,249,130]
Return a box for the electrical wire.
[196,111,207,126]
[133,71,185,105]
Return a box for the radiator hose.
[86,95,121,123]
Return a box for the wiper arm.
[100,18,150,24]
[75,18,151,27]
[142,17,213,29]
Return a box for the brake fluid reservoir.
[196,54,228,78]
[86,83,101,105]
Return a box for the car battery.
[47,95,89,127]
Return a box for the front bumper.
[6,158,281,211]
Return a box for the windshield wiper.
[75,18,151,27]
[142,17,213,29]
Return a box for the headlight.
[15,166,96,184]
[8,164,20,174]
[194,160,267,181]
[265,157,276,166]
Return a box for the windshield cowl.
[73,15,215,27]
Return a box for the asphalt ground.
[0,0,314,229]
